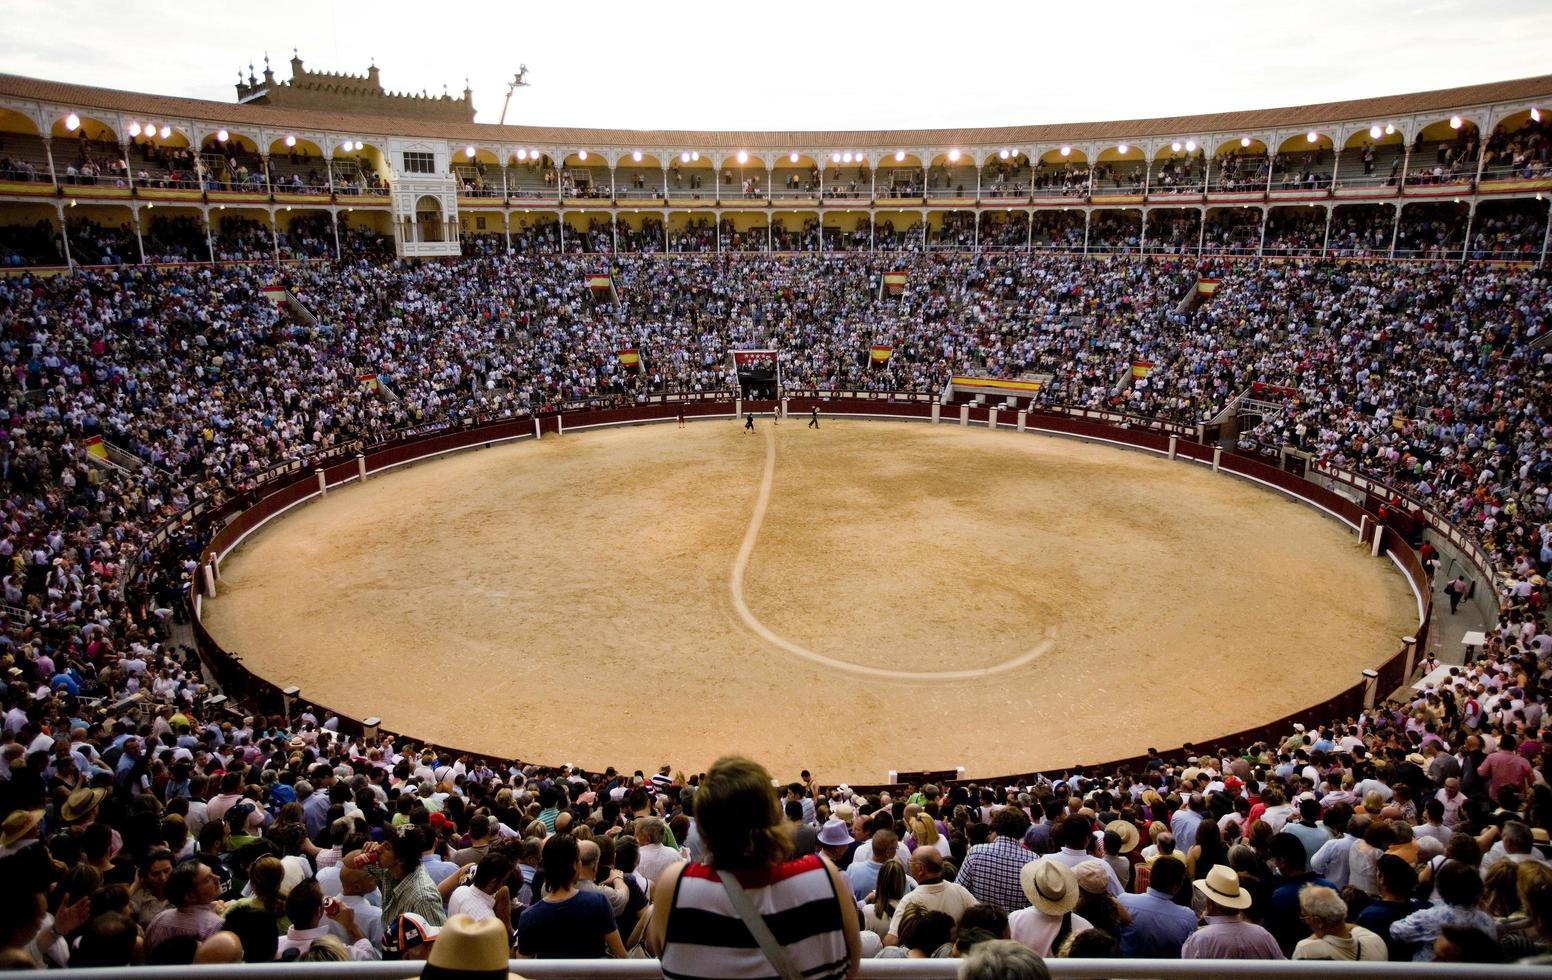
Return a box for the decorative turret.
[232,53,475,122]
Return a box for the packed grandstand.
[0,63,1549,976]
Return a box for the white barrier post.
[987,407,999,430]
[931,403,941,424]
[1371,524,1384,557]
[1016,409,1027,432]
[362,717,381,742]
[735,397,742,420]
[534,417,541,440]
[1361,668,1380,710]
[886,770,898,785]
[282,685,300,719]
[557,413,565,436]
[202,563,216,598]
[356,453,367,483]
[958,404,969,427]
[315,469,327,496]
[781,397,789,419]
[1211,446,1222,472]
[1359,514,1369,543]
[1168,434,1178,460]
[208,550,220,581]
[1401,635,1418,681]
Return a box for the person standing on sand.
[744,412,755,434]
[809,406,820,429]
[678,403,686,428]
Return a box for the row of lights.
[60,104,1540,158]
[126,121,175,140]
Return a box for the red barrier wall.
[182,397,1432,786]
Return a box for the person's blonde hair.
[693,756,791,871]
[1518,861,1552,911]
[1484,859,1521,917]
[299,935,349,962]
[910,813,939,847]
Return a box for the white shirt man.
[886,850,977,944]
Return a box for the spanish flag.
[870,345,893,364]
[588,272,612,293]
[883,271,907,295]
[82,435,108,460]
[1196,278,1221,296]
[617,349,641,370]
[1392,415,1407,430]
[357,373,379,391]
[1131,360,1155,379]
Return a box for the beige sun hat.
[1192,864,1253,910]
[422,914,527,980]
[1020,858,1079,916]
[62,786,108,823]
[1105,819,1141,853]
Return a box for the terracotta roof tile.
[2,72,1549,152]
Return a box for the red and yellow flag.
[883,271,907,295]
[588,273,612,293]
[617,349,641,369]
[1196,278,1221,296]
[357,373,379,391]
[870,345,893,364]
[1131,360,1155,379]
[82,435,108,460]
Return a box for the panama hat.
[1192,864,1253,910]
[817,818,851,848]
[62,786,107,823]
[0,808,43,847]
[1020,858,1079,916]
[1104,819,1140,853]
[422,914,527,980]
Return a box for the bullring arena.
[202,415,1417,779]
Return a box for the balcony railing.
[35,958,1545,979]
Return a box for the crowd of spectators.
[0,250,1549,970]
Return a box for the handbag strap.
[716,870,804,980]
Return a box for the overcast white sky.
[5,0,1550,131]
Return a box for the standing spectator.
[1355,855,1430,960]
[1478,736,1534,799]
[957,807,1037,912]
[1115,855,1197,958]
[846,830,915,901]
[1266,832,1338,954]
[1008,858,1090,957]
[355,833,447,928]
[646,756,859,979]
[886,848,977,945]
[146,861,225,955]
[516,834,624,959]
[1390,860,1498,960]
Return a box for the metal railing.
[40,957,1537,979]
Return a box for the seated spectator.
[1181,864,1282,959]
[1291,885,1387,960]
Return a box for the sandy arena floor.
[202,419,1417,782]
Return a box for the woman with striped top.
[647,756,861,980]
